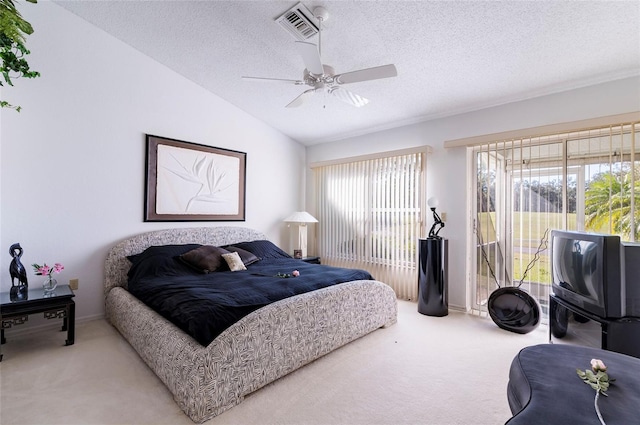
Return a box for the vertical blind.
[312,150,426,300]
[472,120,639,315]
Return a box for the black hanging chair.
[481,228,548,335]
[487,286,541,334]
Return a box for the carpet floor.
[0,300,548,425]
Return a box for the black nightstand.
[0,284,75,361]
[301,256,321,264]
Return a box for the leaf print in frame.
[145,135,246,221]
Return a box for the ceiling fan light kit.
[312,6,329,23]
[244,3,397,109]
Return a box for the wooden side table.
[0,284,75,361]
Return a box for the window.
[470,120,639,317]
[312,149,427,300]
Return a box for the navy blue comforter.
[128,257,373,346]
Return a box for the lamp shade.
[427,197,439,209]
[283,211,318,223]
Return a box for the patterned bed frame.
[104,227,398,423]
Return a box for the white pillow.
[222,251,247,271]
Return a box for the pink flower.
[591,359,607,372]
[292,270,300,277]
[32,262,64,276]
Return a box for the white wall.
[0,3,305,322]
[306,76,640,310]
[3,3,638,323]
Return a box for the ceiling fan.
[242,6,397,108]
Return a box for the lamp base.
[297,224,308,258]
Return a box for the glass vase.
[43,276,58,293]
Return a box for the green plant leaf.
[0,0,40,111]
[0,0,34,42]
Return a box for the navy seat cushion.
[507,344,640,425]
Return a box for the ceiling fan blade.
[335,64,397,85]
[242,76,304,85]
[329,87,369,108]
[286,89,315,108]
[295,41,324,75]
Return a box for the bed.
[104,226,398,423]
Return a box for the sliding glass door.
[470,123,639,317]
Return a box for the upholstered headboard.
[104,226,267,294]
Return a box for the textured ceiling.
[54,1,640,145]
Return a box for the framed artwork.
[144,135,246,222]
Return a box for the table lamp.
[284,211,318,258]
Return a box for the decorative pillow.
[222,251,247,271]
[127,244,201,280]
[222,246,259,266]
[227,240,292,259]
[179,245,230,273]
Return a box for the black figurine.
[9,243,28,300]
[427,198,445,239]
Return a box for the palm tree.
[585,165,640,241]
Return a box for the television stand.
[549,294,640,359]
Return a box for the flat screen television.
[551,230,623,318]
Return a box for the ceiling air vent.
[275,2,319,41]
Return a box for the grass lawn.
[477,212,579,285]
[513,251,551,284]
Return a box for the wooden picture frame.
[144,135,246,222]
